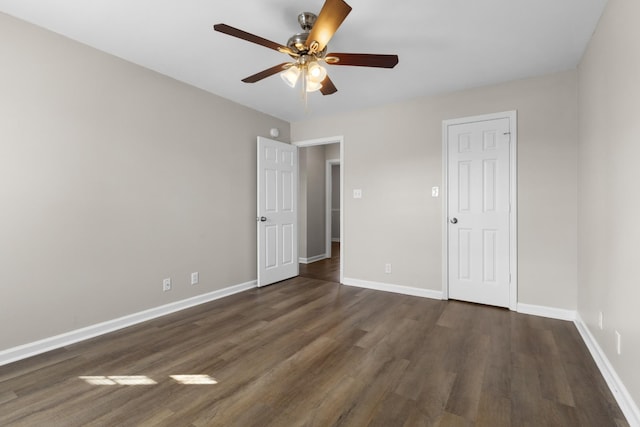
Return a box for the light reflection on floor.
[79,374,218,386]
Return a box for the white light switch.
[432,187,439,197]
[353,189,362,199]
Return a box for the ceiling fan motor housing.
[287,13,325,55]
[298,12,317,31]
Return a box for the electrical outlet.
[615,331,621,355]
[598,311,603,330]
[191,272,199,285]
[385,263,392,274]
[162,278,171,292]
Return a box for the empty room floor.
[0,277,627,426]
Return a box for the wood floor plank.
[443,332,491,421]
[0,274,629,426]
[475,394,511,427]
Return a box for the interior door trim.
[292,136,344,284]
[441,111,518,310]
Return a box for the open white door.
[445,113,516,308]
[257,137,298,287]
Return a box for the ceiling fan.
[213,0,399,96]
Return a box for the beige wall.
[0,13,290,350]
[578,0,640,407]
[292,70,579,310]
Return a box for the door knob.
[450,217,458,224]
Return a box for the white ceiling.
[0,0,607,122]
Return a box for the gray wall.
[325,142,340,161]
[292,70,579,310]
[0,13,290,351]
[331,165,340,241]
[297,147,308,259]
[578,0,640,407]
[298,145,326,259]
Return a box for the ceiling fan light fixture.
[214,0,399,99]
[280,66,300,88]
[307,61,327,83]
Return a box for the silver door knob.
[450,217,458,224]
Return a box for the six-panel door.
[447,118,511,307]
[257,137,298,287]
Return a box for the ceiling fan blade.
[306,0,352,53]
[214,24,290,53]
[326,53,399,68]
[242,63,292,83]
[320,76,338,95]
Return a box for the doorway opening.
[294,136,343,284]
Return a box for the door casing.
[293,136,344,284]
[442,111,518,310]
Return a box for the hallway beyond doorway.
[299,242,340,283]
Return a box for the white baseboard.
[299,254,327,264]
[574,314,640,427]
[0,280,257,367]
[342,277,444,300]
[516,303,577,321]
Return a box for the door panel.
[447,118,511,307]
[257,137,298,287]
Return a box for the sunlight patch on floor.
[170,375,218,385]
[79,375,157,385]
[79,374,218,386]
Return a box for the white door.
[446,116,512,307]
[257,137,298,287]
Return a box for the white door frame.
[442,111,518,310]
[325,158,340,258]
[293,136,344,284]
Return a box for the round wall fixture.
[270,128,280,138]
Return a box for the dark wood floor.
[299,241,341,283]
[0,262,628,426]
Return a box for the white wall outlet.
[384,263,392,274]
[598,311,603,330]
[432,186,439,197]
[353,189,362,199]
[162,278,171,292]
[191,272,199,285]
[615,331,621,355]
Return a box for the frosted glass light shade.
[307,62,327,83]
[305,79,323,92]
[280,66,300,88]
